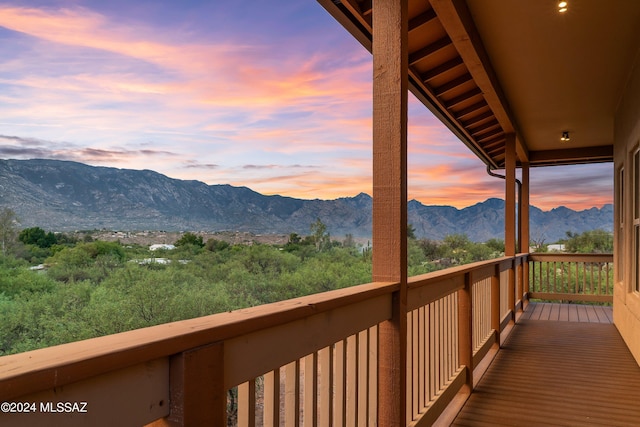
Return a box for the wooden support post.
[508,260,516,319]
[516,259,523,312]
[521,162,530,299]
[505,134,516,257]
[372,0,408,425]
[491,264,501,345]
[505,134,517,319]
[163,343,226,427]
[458,273,473,393]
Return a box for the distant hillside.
[0,159,612,242]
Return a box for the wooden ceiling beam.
[486,143,506,158]
[487,149,506,163]
[444,87,482,109]
[462,109,494,128]
[481,135,506,150]
[409,36,452,66]
[430,0,527,158]
[360,0,372,16]
[454,100,487,120]
[529,146,613,166]
[469,119,499,135]
[409,8,437,32]
[475,127,503,142]
[421,56,464,82]
[339,0,372,33]
[433,72,473,96]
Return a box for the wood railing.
[528,253,613,303]
[0,254,528,426]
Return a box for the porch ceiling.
[318,0,640,169]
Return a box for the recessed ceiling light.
[558,1,568,12]
[561,131,570,142]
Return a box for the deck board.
[452,303,639,426]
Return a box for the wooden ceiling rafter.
[409,9,437,32]
[428,0,528,164]
[359,0,372,16]
[318,0,521,170]
[454,101,488,120]
[339,0,372,33]
[476,128,504,144]
[319,0,621,170]
[409,36,452,66]
[421,56,464,82]
[444,87,482,109]
[486,144,505,157]
[462,110,494,128]
[433,72,473,96]
[481,136,507,151]
[469,118,500,135]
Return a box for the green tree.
[205,238,230,252]
[418,239,442,260]
[0,208,18,256]
[562,229,613,253]
[310,218,330,251]
[485,238,505,254]
[175,232,205,248]
[343,233,355,248]
[407,223,417,240]
[18,227,57,248]
[288,233,301,244]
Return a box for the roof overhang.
[318,0,640,169]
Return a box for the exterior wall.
[613,48,640,365]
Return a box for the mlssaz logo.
[40,402,88,413]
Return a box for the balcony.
[3,0,639,425]
[2,252,633,426]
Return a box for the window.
[618,166,624,283]
[634,148,640,292]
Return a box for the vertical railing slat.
[368,326,377,426]
[318,347,331,427]
[285,360,300,427]
[409,311,416,421]
[333,340,346,427]
[346,335,357,426]
[263,369,280,427]
[303,353,317,427]
[418,306,425,411]
[357,330,368,427]
[238,380,256,427]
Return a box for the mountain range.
[0,159,613,243]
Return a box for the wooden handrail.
[0,281,398,402]
[529,253,613,263]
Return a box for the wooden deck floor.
[452,303,640,426]
[520,301,613,323]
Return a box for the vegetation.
[529,229,614,303]
[0,220,376,355]
[0,216,613,356]
[561,229,613,253]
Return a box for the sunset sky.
[0,1,612,210]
